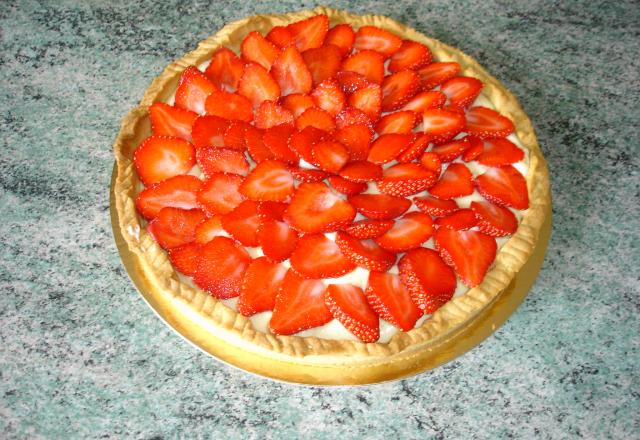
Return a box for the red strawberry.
[335,70,370,94]
[284,182,356,233]
[375,111,417,135]
[269,269,332,335]
[281,93,315,118]
[221,200,261,246]
[401,90,446,113]
[434,228,497,287]
[237,257,288,316]
[328,175,367,195]
[288,126,328,163]
[266,26,294,48]
[147,207,205,249]
[302,45,343,85]
[341,50,385,84]
[377,163,438,197]
[196,147,249,177]
[353,26,402,58]
[440,76,483,108]
[348,193,411,220]
[312,140,349,173]
[254,100,295,129]
[133,136,195,185]
[238,62,281,109]
[197,173,245,215]
[334,107,373,130]
[239,160,294,202]
[296,106,336,131]
[223,120,249,151]
[417,62,461,90]
[245,125,275,163]
[475,165,529,209]
[194,236,251,298]
[367,133,413,164]
[257,219,299,262]
[339,160,382,182]
[419,151,442,175]
[204,90,253,122]
[287,14,329,52]
[240,31,280,70]
[149,102,197,141]
[431,137,470,162]
[429,163,474,200]
[470,200,518,236]
[191,115,228,149]
[435,208,478,230]
[290,234,355,278]
[381,70,419,112]
[288,167,328,183]
[422,108,466,144]
[204,47,244,92]
[348,84,382,122]
[345,219,394,239]
[462,136,484,162]
[194,215,224,244]
[333,124,372,161]
[325,284,380,343]
[376,212,434,252]
[256,201,289,221]
[365,272,421,331]
[335,232,396,271]
[271,45,313,96]
[168,242,201,276]
[136,174,203,220]
[262,124,298,163]
[465,106,515,139]
[413,195,458,217]
[311,79,345,116]
[476,138,524,166]
[175,66,217,114]
[397,133,431,163]
[325,24,355,56]
[398,248,456,313]
[388,40,432,72]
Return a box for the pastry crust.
[113,6,550,365]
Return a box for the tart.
[113,7,549,374]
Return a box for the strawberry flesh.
[136,174,203,220]
[434,228,497,287]
[475,166,529,209]
[149,102,197,141]
[237,257,288,316]
[335,232,396,272]
[133,136,195,185]
[376,212,434,252]
[429,163,474,200]
[348,193,411,220]
[398,248,456,313]
[197,173,245,215]
[344,219,394,239]
[194,236,251,298]
[239,160,294,202]
[148,207,205,250]
[470,200,518,237]
[325,284,380,343]
[196,147,249,177]
[377,163,438,197]
[365,272,421,331]
[290,234,356,278]
[284,182,356,233]
[257,219,299,262]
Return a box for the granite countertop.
[1,0,638,438]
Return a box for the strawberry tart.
[113,8,549,370]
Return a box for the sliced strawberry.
[348,84,382,121]
[223,120,249,151]
[440,76,483,108]
[311,79,345,116]
[377,163,438,197]
[339,160,382,182]
[381,70,419,112]
[401,90,446,113]
[168,242,201,276]
[335,70,370,94]
[271,45,313,96]
[348,193,411,220]
[367,133,413,164]
[175,66,217,114]
[288,126,328,163]
[302,45,343,85]
[341,50,385,84]
[204,90,253,122]
[328,175,367,195]
[256,201,289,221]
[245,125,275,163]
[254,100,295,129]
[269,269,332,335]
[353,26,402,58]
[240,31,280,70]
[325,284,380,343]
[375,111,417,135]
[281,93,315,118]
[194,236,251,298]
[194,215,224,244]
[376,212,434,252]
[429,163,474,200]
[434,228,497,287]
[136,175,203,220]
[204,47,244,92]
[196,147,249,177]
[462,136,484,162]
[334,107,373,130]
[257,219,299,262]
[388,40,432,72]
[312,140,349,173]
[422,108,466,144]
[465,106,515,139]
[325,24,355,56]
[419,151,442,175]
[397,133,431,163]
[413,195,458,217]
[475,165,529,209]
[476,138,524,166]
[417,62,461,90]
[133,136,195,185]
[365,272,421,331]
[239,160,294,202]
[284,182,356,233]
[147,207,205,249]
[149,102,197,141]
[221,200,261,246]
[435,208,478,230]
[265,26,294,48]
[288,167,326,183]
[290,234,355,278]
[344,219,394,239]
[398,248,456,313]
[335,232,396,271]
[431,137,470,162]
[470,200,518,236]
[287,14,329,52]
[191,115,228,149]
[262,124,298,163]
[238,62,281,109]
[296,106,335,131]
[237,257,288,316]
[197,173,244,215]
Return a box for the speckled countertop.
[1,0,638,438]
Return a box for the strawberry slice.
[296,106,335,131]
[288,126,328,163]
[348,193,411,220]
[465,106,515,139]
[398,248,456,313]
[282,93,315,118]
[435,208,478,230]
[312,140,349,173]
[475,165,529,209]
[348,84,382,122]
[221,200,261,246]
[284,182,356,233]
[245,125,275,163]
[147,207,205,249]
[133,136,195,185]
[353,26,402,58]
[339,160,382,182]
[204,90,253,122]
[302,45,343,86]
[367,133,413,164]
[434,228,497,287]
[377,163,438,197]
[397,133,431,163]
[341,50,385,84]
[271,45,313,96]
[335,107,373,130]
[239,160,294,202]
[430,137,470,162]
[381,70,419,112]
[204,47,244,92]
[376,212,434,252]
[269,270,332,335]
[345,219,394,239]
[289,167,328,183]
[136,175,203,220]
[325,24,355,56]
[290,234,355,278]
[311,79,345,116]
[325,284,380,343]
[413,195,458,217]
[194,215,224,244]
[168,242,201,276]
[418,151,442,175]
[262,124,298,163]
[194,236,251,298]
[422,108,466,144]
[429,163,474,200]
[462,136,484,162]
[175,66,217,114]
[335,70,370,94]
[333,124,372,161]
[470,200,518,236]
[149,102,197,141]
[191,115,228,149]
[335,232,396,271]
[328,175,367,195]
[476,138,524,166]
[254,101,295,129]
[287,14,329,52]
[440,76,483,108]
[266,26,294,48]
[401,90,446,113]
[388,40,432,72]
[237,257,288,316]
[197,173,245,215]
[365,272,421,331]
[257,219,299,262]
[375,110,417,135]
[256,201,289,221]
[417,62,461,90]
[196,147,249,177]
[240,31,280,70]
[238,62,281,109]
[223,120,249,151]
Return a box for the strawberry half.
[223,120,249,151]
[475,165,529,209]
[401,90,446,113]
[203,90,253,122]
[431,137,470,162]
[417,61,461,90]
[422,108,466,144]
[245,126,275,163]
[133,136,195,185]
[175,66,217,114]
[262,124,298,164]
[254,101,295,129]
[191,115,229,149]
[375,211,434,252]
[237,257,288,316]
[311,78,345,116]
[419,151,442,176]
[344,219,394,239]
[147,207,205,250]
[348,84,382,122]
[429,163,474,200]
[288,126,328,163]
[440,76,483,108]
[398,248,456,313]
[290,234,356,278]
[257,219,298,262]
[334,107,373,130]
[377,163,438,197]
[221,200,261,246]
[435,208,478,230]
[239,160,294,202]
[339,160,382,182]
[335,231,396,271]
[353,26,402,58]
[462,136,484,162]
[397,133,431,163]
[302,45,343,86]
[282,93,315,118]
[476,138,524,166]
[325,284,380,343]
[266,26,294,48]
[367,133,413,164]
[256,201,289,221]
[381,70,419,112]
[197,173,245,215]
[194,215,224,244]
[325,24,355,56]
[168,242,201,277]
[204,47,244,92]
[238,62,281,109]
[375,111,417,135]
[434,228,497,287]
[194,236,251,298]
[136,174,203,220]
[312,140,350,173]
[328,176,368,195]
[149,102,197,141]
[240,31,280,70]
[335,71,370,94]
[413,195,459,217]
[348,193,411,220]
[470,200,518,237]
[333,124,372,161]
[296,106,336,131]
[284,182,356,233]
[465,106,515,139]
[288,167,328,183]
[365,272,421,331]
[287,14,329,52]
[271,45,313,96]
[196,147,249,177]
[388,40,432,72]
[341,50,385,84]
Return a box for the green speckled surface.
[1,0,639,438]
